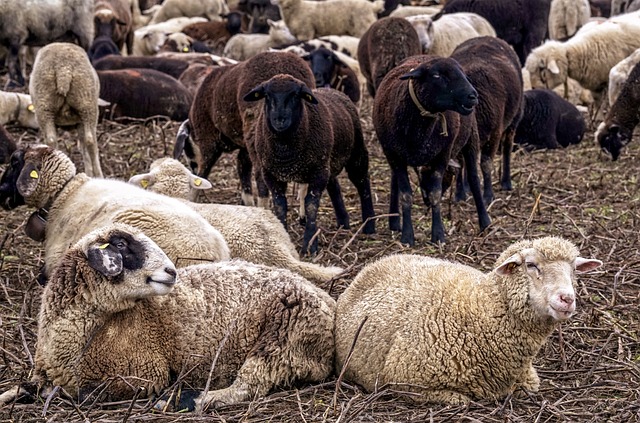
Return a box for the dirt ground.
[0,91,639,422]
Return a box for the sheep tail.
[174,119,191,159]
[289,261,344,284]
[55,70,73,96]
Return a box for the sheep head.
[494,237,602,323]
[244,74,317,134]
[524,41,568,90]
[302,46,342,88]
[595,121,631,161]
[129,157,212,201]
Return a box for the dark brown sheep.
[178,63,216,96]
[357,17,421,97]
[97,69,193,122]
[0,124,17,164]
[244,74,375,255]
[373,55,490,246]
[181,12,244,54]
[303,46,360,104]
[174,51,315,206]
[92,55,190,79]
[94,0,134,55]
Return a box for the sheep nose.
[559,293,574,306]
[165,267,177,277]
[468,92,478,102]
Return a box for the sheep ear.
[609,124,620,134]
[547,59,560,75]
[189,174,212,190]
[16,162,41,198]
[399,68,423,80]
[575,257,602,273]
[300,87,318,104]
[87,243,123,277]
[128,173,153,189]
[495,253,523,275]
[243,86,266,102]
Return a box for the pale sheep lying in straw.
[129,158,344,283]
[0,223,335,411]
[334,237,602,404]
[0,90,38,129]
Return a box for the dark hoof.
[501,181,512,191]
[363,221,376,235]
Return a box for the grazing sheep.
[92,55,191,79]
[274,0,384,40]
[29,42,103,178]
[97,68,193,122]
[436,0,552,65]
[181,12,244,54]
[244,74,376,255]
[149,0,229,24]
[524,17,640,101]
[334,237,602,404]
[373,55,489,246]
[223,20,297,61]
[94,0,134,55]
[174,51,315,206]
[129,158,344,283]
[0,125,17,163]
[88,35,121,63]
[133,17,208,56]
[549,0,591,40]
[303,46,361,104]
[0,223,334,411]
[0,0,94,88]
[596,61,640,160]
[516,89,586,150]
[357,17,422,97]
[0,145,230,279]
[0,90,38,129]
[178,63,216,96]
[405,12,496,57]
[608,47,640,105]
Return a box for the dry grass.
[1,94,639,423]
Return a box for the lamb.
[243,74,376,255]
[357,17,422,97]
[29,42,103,178]
[436,0,552,65]
[0,90,38,129]
[0,144,230,279]
[0,223,335,411]
[174,51,315,206]
[132,17,208,56]
[516,89,586,150]
[405,12,496,57]
[223,20,297,61]
[334,237,602,404]
[373,55,490,246]
[595,60,640,160]
[148,0,229,24]
[94,0,134,55]
[0,125,17,164]
[303,46,361,104]
[129,158,344,283]
[0,0,94,88]
[608,47,640,105]
[273,0,384,40]
[549,0,591,40]
[524,17,640,101]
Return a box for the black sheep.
[244,74,375,255]
[88,35,121,63]
[0,124,17,164]
[303,46,360,104]
[374,55,490,246]
[436,0,552,66]
[516,89,586,151]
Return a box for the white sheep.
[133,17,208,56]
[0,90,38,129]
[389,4,441,18]
[0,223,335,411]
[405,12,496,57]
[548,0,590,40]
[334,237,602,404]
[0,144,230,280]
[274,0,384,40]
[148,0,229,24]
[525,13,640,99]
[129,158,344,283]
[28,42,103,178]
[223,20,297,61]
[608,47,640,105]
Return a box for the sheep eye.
[526,262,539,272]
[115,241,127,250]
[432,73,440,79]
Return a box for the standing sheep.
[549,0,591,40]
[608,47,640,105]
[94,0,135,55]
[303,46,361,104]
[334,237,602,404]
[0,223,335,411]
[29,42,103,178]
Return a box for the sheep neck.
[408,79,448,136]
[48,173,90,219]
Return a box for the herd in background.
[0,0,629,413]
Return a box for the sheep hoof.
[501,180,512,191]
[154,389,201,412]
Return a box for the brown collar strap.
[330,72,347,92]
[408,79,448,137]
[12,93,21,123]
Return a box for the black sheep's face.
[0,149,26,210]
[598,124,630,161]
[401,59,478,116]
[304,47,336,88]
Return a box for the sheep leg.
[420,165,444,244]
[326,176,350,230]
[480,152,494,206]
[345,149,375,234]
[302,181,327,255]
[453,166,469,203]
[236,148,255,206]
[501,130,514,191]
[5,43,25,89]
[388,171,401,232]
[39,113,59,148]
[78,119,104,178]
[264,172,288,229]
[462,146,491,232]
[515,364,540,394]
[395,166,415,246]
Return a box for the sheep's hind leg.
[326,176,350,230]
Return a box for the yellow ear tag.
[140,179,149,188]
[182,47,190,52]
[27,104,35,112]
[254,92,260,98]
[193,178,202,186]
[30,170,39,179]
[98,243,110,249]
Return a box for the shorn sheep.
[334,237,602,404]
[29,42,104,178]
[0,223,335,411]
[0,145,230,280]
[129,158,344,283]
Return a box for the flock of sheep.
[2,0,634,414]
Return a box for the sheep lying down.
[0,224,335,411]
[335,237,602,404]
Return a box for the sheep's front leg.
[388,171,401,232]
[501,126,515,191]
[6,44,25,89]
[237,148,256,207]
[326,176,350,230]
[420,163,445,244]
[462,145,491,232]
[264,171,288,229]
[391,165,414,245]
[514,363,540,395]
[301,180,326,255]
